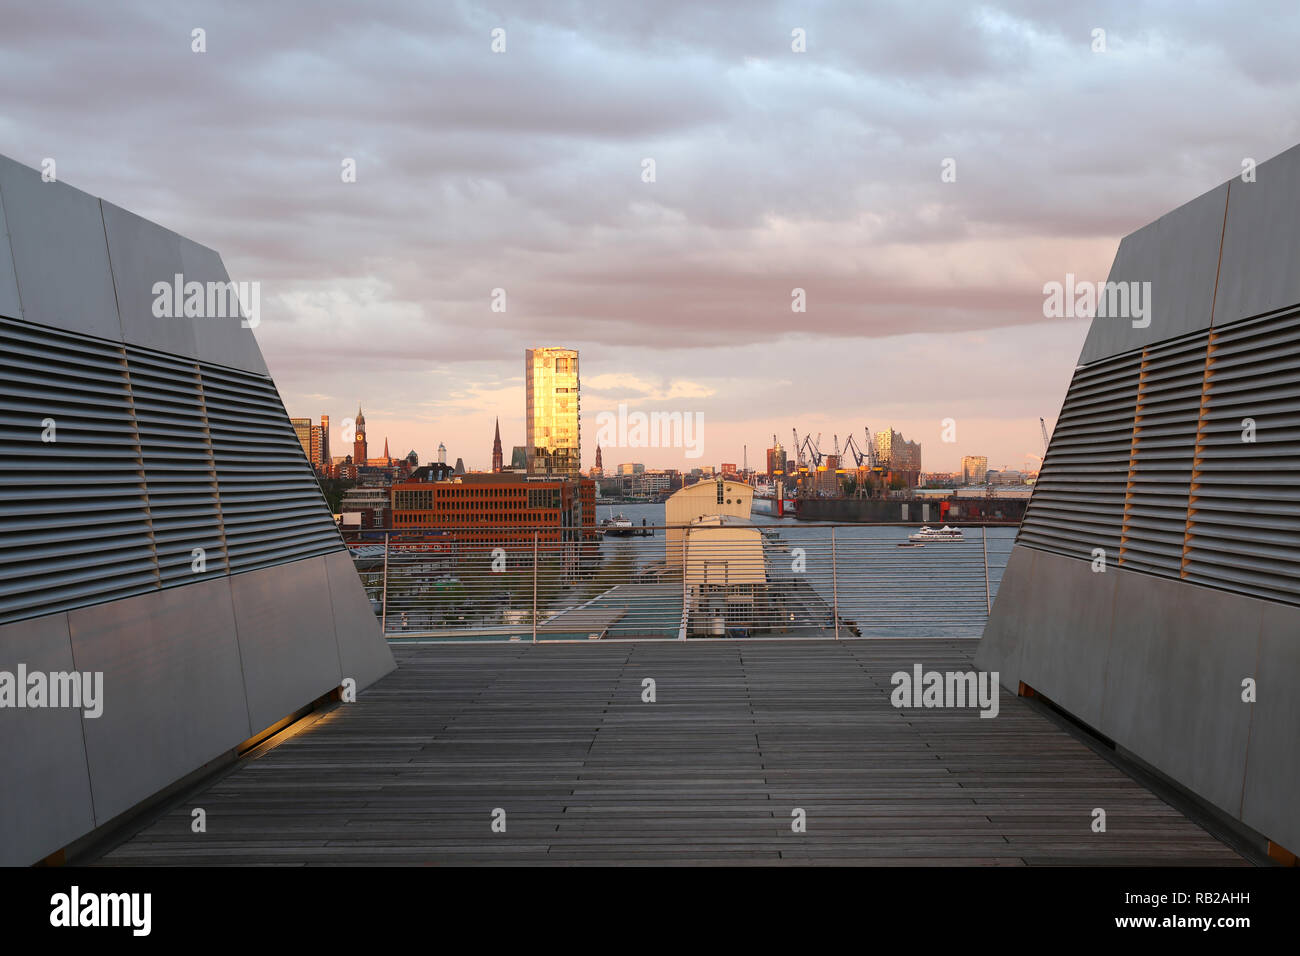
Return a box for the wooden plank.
[92,640,1246,866]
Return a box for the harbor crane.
[842,434,865,467]
[791,425,886,474]
[802,433,825,468]
[1040,417,1050,455]
[863,426,878,468]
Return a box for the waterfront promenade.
[92,640,1244,866]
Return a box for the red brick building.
[390,471,597,545]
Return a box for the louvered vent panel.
[125,348,229,585]
[1183,310,1300,603]
[1118,333,1208,575]
[1018,350,1142,560]
[0,317,158,624]
[201,363,343,571]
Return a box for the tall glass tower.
[525,346,580,477]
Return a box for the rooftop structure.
[979,142,1300,860]
[664,478,753,568]
[0,153,394,866]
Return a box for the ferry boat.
[600,514,636,536]
[908,525,964,542]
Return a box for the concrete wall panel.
[0,155,121,342]
[231,556,343,734]
[180,237,269,375]
[974,544,1035,688]
[1241,601,1300,853]
[1078,183,1228,365]
[1099,571,1260,819]
[1214,143,1300,326]
[1015,549,1117,727]
[323,549,396,693]
[68,579,252,824]
[0,185,22,321]
[0,613,96,866]
[101,200,196,359]
[0,152,396,863]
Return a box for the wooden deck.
[94,640,1246,865]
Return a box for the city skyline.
[294,391,1044,476]
[8,3,1299,476]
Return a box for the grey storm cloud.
[2,0,1299,466]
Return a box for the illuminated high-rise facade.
[525,346,580,477]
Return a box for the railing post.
[982,526,991,615]
[831,526,839,640]
[680,529,689,640]
[380,532,390,635]
[532,530,538,644]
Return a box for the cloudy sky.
[3,1,1298,472]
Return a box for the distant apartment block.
[766,442,785,476]
[985,469,1027,485]
[291,414,331,471]
[961,455,988,485]
[339,486,391,530]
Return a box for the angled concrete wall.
[0,154,394,866]
[980,143,1300,855]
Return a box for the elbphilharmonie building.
[979,144,1300,857]
[0,154,395,866]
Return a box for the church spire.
[492,417,504,473]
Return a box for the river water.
[595,502,1017,638]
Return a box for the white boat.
[600,514,635,536]
[908,525,964,542]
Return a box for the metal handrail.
[358,523,1015,642]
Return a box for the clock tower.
[353,404,368,465]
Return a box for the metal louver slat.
[1020,306,1300,610]
[0,317,159,624]
[125,347,230,585]
[1119,333,1209,576]
[1018,349,1142,560]
[200,363,343,572]
[1184,309,1300,596]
